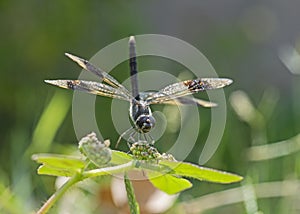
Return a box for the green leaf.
[147,171,192,194]
[110,150,133,165]
[37,165,80,177]
[32,153,85,170]
[160,161,243,184]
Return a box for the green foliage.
[110,150,133,164]
[160,160,243,184]
[33,150,243,186]
[32,133,243,213]
[147,171,193,194]
[32,154,85,170]
[32,154,85,177]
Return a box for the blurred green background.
[1,1,300,213]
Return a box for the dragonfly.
[45,36,233,146]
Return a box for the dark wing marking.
[44,80,132,101]
[145,78,233,104]
[65,53,132,99]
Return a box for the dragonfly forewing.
[65,53,132,98]
[44,80,132,101]
[145,78,233,104]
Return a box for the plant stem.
[36,161,135,214]
[124,172,140,214]
[36,173,82,214]
[82,161,134,178]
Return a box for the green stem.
[124,173,140,214]
[82,161,134,178]
[36,161,135,214]
[36,173,82,214]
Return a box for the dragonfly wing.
[65,53,132,98]
[164,97,217,107]
[146,78,233,104]
[141,92,217,107]
[45,80,132,101]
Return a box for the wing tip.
[44,79,54,84]
[44,79,72,89]
[44,80,62,87]
[65,52,87,68]
[195,99,218,107]
[129,36,136,44]
[65,52,79,61]
[64,52,71,57]
[203,102,218,107]
[224,78,233,86]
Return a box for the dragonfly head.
[136,115,156,133]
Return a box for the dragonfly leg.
[148,134,155,145]
[129,130,137,143]
[116,127,134,148]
